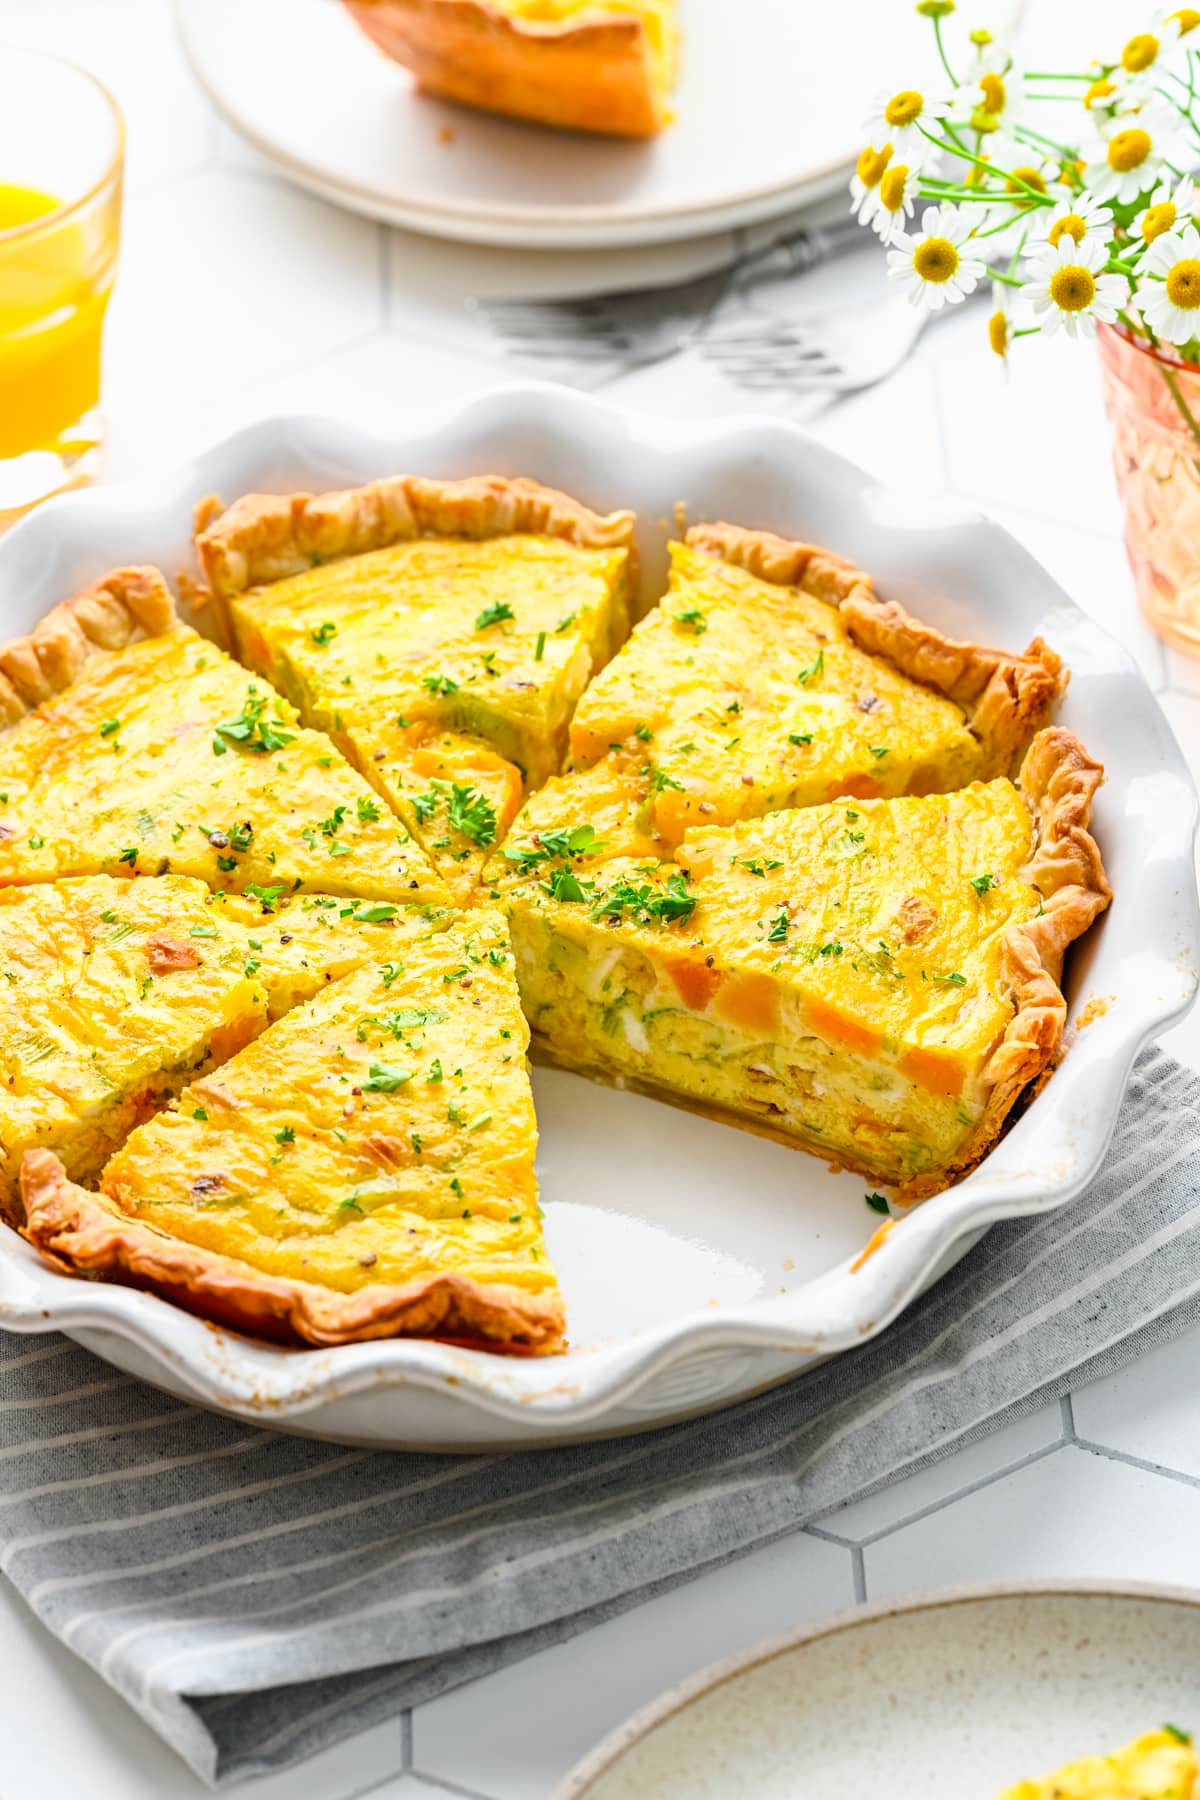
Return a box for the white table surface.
[4,2,1200,1796]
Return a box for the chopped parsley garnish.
[788,732,813,747]
[364,1063,414,1093]
[412,788,438,823]
[27,834,44,850]
[796,649,825,685]
[864,1191,891,1216]
[1163,1724,1193,1745]
[355,902,397,923]
[192,1107,207,1121]
[869,745,889,759]
[99,718,121,738]
[968,873,996,895]
[356,795,381,825]
[422,673,459,696]
[475,600,514,630]
[737,856,782,877]
[310,621,338,646]
[534,630,547,662]
[212,685,295,756]
[929,970,968,986]
[652,766,684,794]
[319,804,348,839]
[216,855,237,872]
[427,1059,443,1083]
[446,783,497,847]
[274,1126,296,1145]
[189,924,218,938]
[591,870,695,928]
[245,882,286,913]
[506,823,606,872]
[767,908,790,943]
[385,1005,446,1032]
[543,865,593,904]
[338,1196,365,1215]
[634,723,653,742]
[469,1112,492,1133]
[117,845,138,867]
[674,605,708,635]
[555,611,577,634]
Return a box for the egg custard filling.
[0,873,450,1213]
[340,0,678,139]
[21,909,562,1350]
[195,475,636,900]
[557,526,1063,859]
[996,1727,1198,1800]
[506,730,1109,1198]
[0,568,444,905]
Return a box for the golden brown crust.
[341,0,668,138]
[897,726,1111,1201]
[18,1149,565,1353]
[0,567,176,728]
[192,473,638,638]
[686,522,1065,780]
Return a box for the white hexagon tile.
[4,5,1200,1800]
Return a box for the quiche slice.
[340,0,678,138]
[997,1728,1198,1799]
[0,567,446,904]
[0,875,450,1215]
[506,728,1110,1199]
[560,525,1064,856]
[193,475,636,900]
[21,911,563,1351]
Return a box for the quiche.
[506,728,1110,1198]
[340,0,678,138]
[0,873,449,1215]
[20,910,561,1350]
[996,1728,1198,1799]
[193,475,636,900]
[0,567,446,905]
[553,525,1065,857]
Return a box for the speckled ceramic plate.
[557,1582,1200,1798]
[0,387,1194,1450]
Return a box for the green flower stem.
[1023,71,1093,81]
[917,126,1055,203]
[1012,121,1079,158]
[932,15,957,86]
[986,267,1024,287]
[1160,363,1200,456]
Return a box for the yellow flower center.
[1142,200,1178,242]
[1166,258,1200,308]
[856,143,892,189]
[969,27,993,45]
[1171,8,1200,35]
[1108,128,1152,173]
[1049,265,1097,312]
[1122,32,1160,71]
[987,310,1008,356]
[979,72,1006,116]
[913,237,960,284]
[879,166,910,212]
[1006,166,1048,196]
[885,90,924,128]
[1049,212,1087,247]
[1085,77,1116,107]
[1058,157,1086,191]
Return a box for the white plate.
[0,384,1194,1450]
[556,1582,1200,1798]
[173,0,944,249]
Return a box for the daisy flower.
[1026,192,1112,257]
[1133,176,1199,245]
[987,282,1013,363]
[949,61,1023,137]
[862,86,949,165]
[1024,235,1126,339]
[870,161,921,245]
[1083,111,1179,205]
[849,142,893,224]
[1110,26,1176,101]
[887,206,987,311]
[1136,223,1200,346]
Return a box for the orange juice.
[0,181,114,460]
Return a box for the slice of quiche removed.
[0,567,446,904]
[996,1728,1198,1800]
[340,0,679,139]
[21,910,562,1351]
[506,729,1109,1199]
[554,525,1064,858]
[193,474,635,900]
[0,874,450,1215]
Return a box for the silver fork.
[700,292,933,396]
[474,213,864,384]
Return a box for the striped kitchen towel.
[2,1044,1199,1789]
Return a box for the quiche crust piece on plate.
[193,474,636,901]
[507,728,1110,1199]
[340,0,679,139]
[996,1727,1199,1800]
[0,567,446,905]
[530,523,1066,864]
[21,910,562,1351]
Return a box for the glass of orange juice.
[0,49,123,528]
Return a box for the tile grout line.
[851,1543,867,1606]
[410,1767,505,1800]
[401,1708,414,1771]
[1074,1434,1200,1493]
[1059,1392,1076,1443]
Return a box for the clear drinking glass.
[0,49,124,528]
